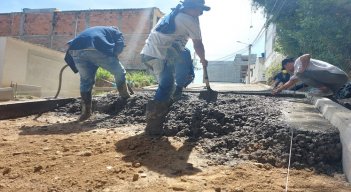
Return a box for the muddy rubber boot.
[117,82,131,99]
[78,91,92,121]
[145,100,169,136]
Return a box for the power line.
[251,24,266,47]
[223,0,288,63]
[269,0,280,15]
[211,47,248,61]
[193,45,247,65]
[272,0,288,22]
[251,0,289,48]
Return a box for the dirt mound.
[54,92,342,175]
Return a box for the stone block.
[0,87,14,101]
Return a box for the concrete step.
[0,98,75,120]
[0,87,14,101]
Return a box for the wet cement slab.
[281,98,337,132]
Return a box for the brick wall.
[0,8,163,70]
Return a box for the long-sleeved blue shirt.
[65,26,124,73]
[67,26,124,57]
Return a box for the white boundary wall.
[0,37,79,98]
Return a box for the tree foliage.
[96,69,156,88]
[265,58,282,85]
[252,0,351,74]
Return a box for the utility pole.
[247,44,252,84]
[236,41,253,84]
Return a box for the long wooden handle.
[127,83,134,95]
[203,66,211,89]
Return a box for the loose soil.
[0,91,350,192]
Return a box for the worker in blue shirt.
[273,69,290,89]
[65,26,130,121]
[273,68,307,91]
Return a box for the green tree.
[252,0,351,74]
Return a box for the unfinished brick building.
[0,8,164,70]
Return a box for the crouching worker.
[64,26,130,121]
[272,69,290,89]
[140,0,210,136]
[273,54,350,99]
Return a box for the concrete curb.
[0,98,75,120]
[0,87,14,101]
[310,96,351,181]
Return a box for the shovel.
[198,66,218,102]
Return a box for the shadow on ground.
[115,134,201,177]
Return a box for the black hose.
[54,65,69,99]
[54,65,134,98]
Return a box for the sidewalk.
[143,82,306,97]
[186,82,272,92]
[143,82,272,92]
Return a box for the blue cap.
[180,0,211,11]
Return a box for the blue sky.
[1,0,266,61]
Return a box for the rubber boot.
[78,91,92,121]
[117,82,131,99]
[145,100,169,136]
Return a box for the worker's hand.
[272,88,281,95]
[201,59,208,68]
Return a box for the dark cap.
[281,57,294,69]
[181,0,211,11]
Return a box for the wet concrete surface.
[281,98,336,132]
[52,91,342,175]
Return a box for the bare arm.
[298,54,311,73]
[272,79,299,95]
[192,39,208,67]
